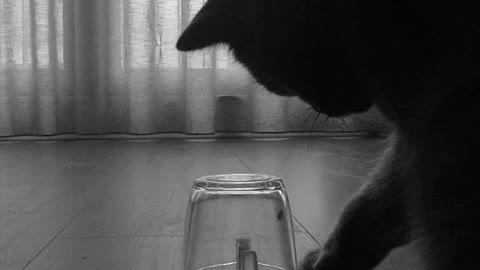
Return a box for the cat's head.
[177,0,373,117]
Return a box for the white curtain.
[0,0,386,136]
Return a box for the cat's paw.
[298,249,322,270]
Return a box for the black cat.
[177,1,480,269]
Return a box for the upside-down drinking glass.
[182,174,297,270]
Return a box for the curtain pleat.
[0,0,13,135]
[62,0,76,132]
[0,0,389,137]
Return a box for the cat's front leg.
[300,135,414,270]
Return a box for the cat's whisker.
[310,111,322,131]
[302,107,317,129]
[320,114,330,125]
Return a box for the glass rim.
[194,174,284,191]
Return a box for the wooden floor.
[0,137,422,270]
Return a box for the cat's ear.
[176,1,233,51]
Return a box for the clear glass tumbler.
[182,174,297,270]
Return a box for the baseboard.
[0,131,374,141]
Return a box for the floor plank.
[22,236,184,270]
[0,137,423,270]
[23,232,318,270]
[59,140,252,238]
[0,141,136,270]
